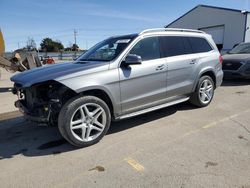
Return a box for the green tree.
[54,40,64,51]
[40,38,64,52]
[72,44,79,51]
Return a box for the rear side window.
[129,37,160,61]
[159,36,192,58]
[188,37,213,53]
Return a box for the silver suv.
[11,28,223,147]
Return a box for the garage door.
[200,26,225,46]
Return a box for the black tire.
[58,95,111,147]
[189,75,215,107]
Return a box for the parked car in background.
[222,43,250,79]
[11,28,223,147]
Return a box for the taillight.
[219,55,223,64]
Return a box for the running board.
[117,96,190,120]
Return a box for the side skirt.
[115,96,190,120]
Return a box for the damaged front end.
[12,81,76,125]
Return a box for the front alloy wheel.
[70,103,106,142]
[58,96,111,147]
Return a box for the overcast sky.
[0,0,249,51]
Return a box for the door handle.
[156,64,165,71]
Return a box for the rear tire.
[189,76,215,107]
[58,95,111,147]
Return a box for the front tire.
[189,76,215,107]
[58,96,111,147]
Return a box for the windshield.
[228,43,250,54]
[76,34,137,62]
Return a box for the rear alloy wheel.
[58,96,111,147]
[190,76,215,107]
[199,78,214,105]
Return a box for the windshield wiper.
[239,52,250,54]
[75,61,89,64]
[227,51,250,54]
[78,59,89,61]
[77,58,110,61]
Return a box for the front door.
[119,36,167,114]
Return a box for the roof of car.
[109,28,208,40]
[139,28,205,35]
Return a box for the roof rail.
[140,28,205,35]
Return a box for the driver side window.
[129,37,160,61]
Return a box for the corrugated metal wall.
[167,6,246,50]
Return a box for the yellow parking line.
[230,114,238,119]
[183,129,201,136]
[202,122,217,129]
[202,112,243,130]
[124,157,145,172]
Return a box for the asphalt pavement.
[0,75,250,188]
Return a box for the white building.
[166,5,250,51]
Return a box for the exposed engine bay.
[13,81,76,125]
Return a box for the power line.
[5,27,145,38]
[5,27,149,50]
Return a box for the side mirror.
[124,54,142,65]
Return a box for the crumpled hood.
[11,61,109,87]
[223,54,250,62]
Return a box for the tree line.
[24,37,79,52]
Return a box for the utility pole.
[74,29,77,46]
[74,29,77,59]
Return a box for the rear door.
[160,36,214,98]
[159,36,197,97]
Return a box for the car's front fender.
[56,68,121,115]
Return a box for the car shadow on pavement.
[0,87,13,93]
[0,102,195,159]
[0,119,75,159]
[108,102,195,134]
[222,79,250,87]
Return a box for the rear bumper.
[216,70,224,88]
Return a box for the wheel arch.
[77,87,117,119]
[192,68,216,92]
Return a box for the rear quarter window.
[188,37,213,53]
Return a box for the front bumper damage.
[14,100,50,123]
[12,81,64,124]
